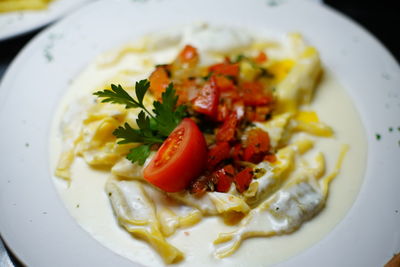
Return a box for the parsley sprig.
[94,79,186,165]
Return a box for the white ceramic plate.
[0,0,399,266]
[0,0,93,41]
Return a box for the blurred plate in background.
[0,0,94,41]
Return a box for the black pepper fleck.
[376,133,381,140]
[389,127,393,132]
[382,72,391,80]
[44,48,53,62]
[25,142,29,147]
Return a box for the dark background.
[0,0,399,266]
[325,0,399,62]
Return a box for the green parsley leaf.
[135,79,150,106]
[127,144,151,165]
[94,80,153,118]
[153,83,187,136]
[233,54,246,63]
[94,84,140,109]
[113,121,163,145]
[94,79,187,165]
[202,72,213,81]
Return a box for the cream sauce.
[50,30,366,266]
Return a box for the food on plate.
[52,24,366,265]
[0,0,54,12]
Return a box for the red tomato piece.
[241,82,273,106]
[234,167,253,193]
[209,63,239,78]
[144,118,207,192]
[245,106,271,122]
[149,66,170,100]
[243,128,271,163]
[264,154,277,163]
[245,108,256,122]
[215,165,235,193]
[232,143,243,162]
[217,103,229,122]
[246,128,270,152]
[189,175,209,196]
[255,106,272,121]
[178,44,199,65]
[216,113,238,143]
[214,75,236,92]
[254,51,268,64]
[207,142,231,171]
[175,78,199,104]
[243,145,263,163]
[192,76,220,119]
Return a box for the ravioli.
[53,24,355,265]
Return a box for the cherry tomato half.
[144,118,207,192]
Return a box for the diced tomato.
[243,128,271,163]
[149,66,170,100]
[264,154,277,163]
[217,103,229,121]
[144,118,207,192]
[246,128,270,152]
[220,90,241,105]
[243,145,258,163]
[209,63,239,78]
[214,165,235,193]
[207,142,231,171]
[216,113,238,143]
[245,106,272,122]
[245,108,257,122]
[234,167,253,193]
[189,175,209,196]
[255,106,272,121]
[254,51,268,64]
[231,143,243,162]
[241,82,273,106]
[175,78,199,104]
[192,76,220,119]
[178,45,199,66]
[214,75,235,92]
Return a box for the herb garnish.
[94,79,186,165]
